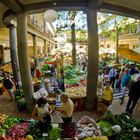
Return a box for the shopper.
[129,64,136,75]
[120,69,131,105]
[126,76,140,114]
[32,97,52,133]
[102,70,109,87]
[35,67,42,79]
[3,73,15,101]
[118,68,125,90]
[30,59,35,77]
[57,94,74,123]
[109,66,116,89]
[98,70,103,91]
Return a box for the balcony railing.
[27,16,53,39]
[99,29,137,40]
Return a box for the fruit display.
[32,77,41,85]
[25,135,34,140]
[3,64,12,73]
[0,117,19,136]
[0,114,7,125]
[66,85,86,98]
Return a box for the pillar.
[32,34,38,67]
[85,8,99,111]
[71,23,77,66]
[9,24,21,89]
[49,42,52,54]
[44,40,47,57]
[17,12,34,111]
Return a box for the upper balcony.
[27,15,54,41]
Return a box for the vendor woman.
[32,97,52,133]
[102,80,113,112]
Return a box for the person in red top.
[35,67,42,79]
[117,68,125,90]
[119,68,125,81]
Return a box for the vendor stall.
[0,112,140,140]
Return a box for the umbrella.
[118,47,140,63]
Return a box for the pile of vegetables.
[14,89,25,101]
[97,112,140,140]
[0,115,62,140]
[64,65,85,85]
[84,136,108,140]
[26,122,42,139]
[17,98,26,111]
[47,128,62,140]
[41,64,49,72]
[0,76,4,81]
[97,121,113,136]
[0,117,19,136]
[7,122,30,139]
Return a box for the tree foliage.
[56,11,87,42]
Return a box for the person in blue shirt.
[129,64,135,75]
[120,69,131,105]
[109,66,117,89]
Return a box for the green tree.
[99,13,129,63]
[56,11,87,66]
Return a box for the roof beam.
[24,0,87,14]
[99,2,140,19]
[0,0,23,13]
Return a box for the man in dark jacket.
[126,76,140,114]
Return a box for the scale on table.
[55,89,62,107]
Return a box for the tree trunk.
[116,27,119,63]
[71,23,76,66]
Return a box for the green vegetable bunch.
[97,121,113,136]
[48,128,62,140]
[116,132,134,140]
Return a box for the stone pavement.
[0,92,139,123]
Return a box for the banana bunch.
[0,114,7,125]
[3,64,12,73]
